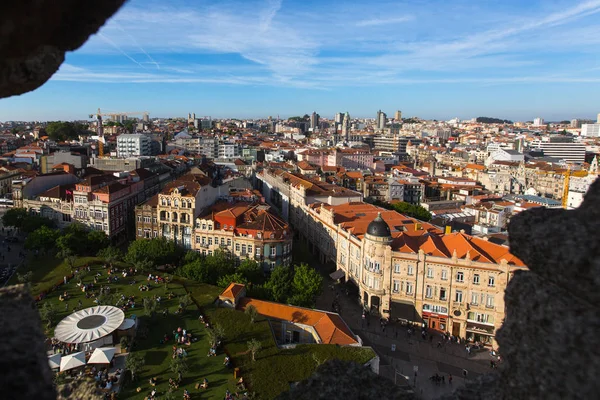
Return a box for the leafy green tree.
[21,215,54,233]
[97,246,123,268]
[247,338,262,361]
[245,304,258,323]
[86,230,110,254]
[25,226,59,254]
[265,265,293,303]
[289,263,323,308]
[217,272,247,288]
[206,323,226,347]
[45,121,92,141]
[125,352,145,381]
[237,259,264,284]
[96,292,116,306]
[143,297,157,317]
[126,237,183,269]
[57,223,90,255]
[39,302,56,328]
[65,254,78,272]
[1,208,27,229]
[170,356,189,376]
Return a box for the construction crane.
[89,108,149,156]
[562,166,571,209]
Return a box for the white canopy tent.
[88,347,116,364]
[59,351,86,372]
[54,306,125,344]
[48,353,62,369]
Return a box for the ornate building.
[194,201,292,271]
[300,202,526,347]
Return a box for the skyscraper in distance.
[342,112,350,141]
[395,110,402,120]
[376,110,387,129]
[310,112,319,130]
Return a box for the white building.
[533,117,544,126]
[581,124,600,137]
[117,134,152,158]
[532,139,586,164]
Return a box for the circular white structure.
[54,306,125,344]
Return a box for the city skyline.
[1,0,600,121]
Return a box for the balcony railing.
[364,266,383,275]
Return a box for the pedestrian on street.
[448,374,452,384]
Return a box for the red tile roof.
[238,297,358,345]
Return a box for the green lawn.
[204,306,376,400]
[33,259,237,400]
[28,255,375,400]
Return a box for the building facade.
[296,202,526,347]
[193,201,293,271]
[117,134,152,158]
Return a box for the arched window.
[172,212,178,222]
[174,199,179,207]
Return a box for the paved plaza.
[316,281,498,399]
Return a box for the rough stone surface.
[0,285,55,400]
[57,379,103,400]
[276,359,416,400]
[0,0,126,98]
[444,176,600,399]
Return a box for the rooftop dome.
[366,212,391,238]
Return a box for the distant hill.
[476,117,513,124]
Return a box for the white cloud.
[64,0,600,88]
[356,16,414,27]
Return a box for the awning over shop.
[390,301,423,324]
[329,269,346,281]
[466,322,495,335]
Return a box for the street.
[314,266,498,399]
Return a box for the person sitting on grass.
[223,356,231,367]
[183,389,191,400]
[200,378,208,389]
[149,377,157,386]
[237,377,245,390]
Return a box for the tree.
[97,246,123,268]
[289,263,323,308]
[237,259,264,284]
[96,292,116,306]
[1,208,27,229]
[217,272,247,288]
[86,230,109,254]
[247,338,262,361]
[65,254,78,272]
[245,304,258,323]
[125,352,145,381]
[265,266,293,303]
[126,237,183,269]
[39,302,56,328]
[17,270,33,287]
[21,215,54,233]
[143,297,157,317]
[206,323,225,347]
[178,293,192,312]
[45,121,92,141]
[170,356,189,376]
[25,226,59,254]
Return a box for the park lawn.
[7,256,103,297]
[204,306,376,400]
[33,259,236,400]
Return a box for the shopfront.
[422,304,449,332]
[466,322,495,345]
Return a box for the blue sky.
[1,0,600,122]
